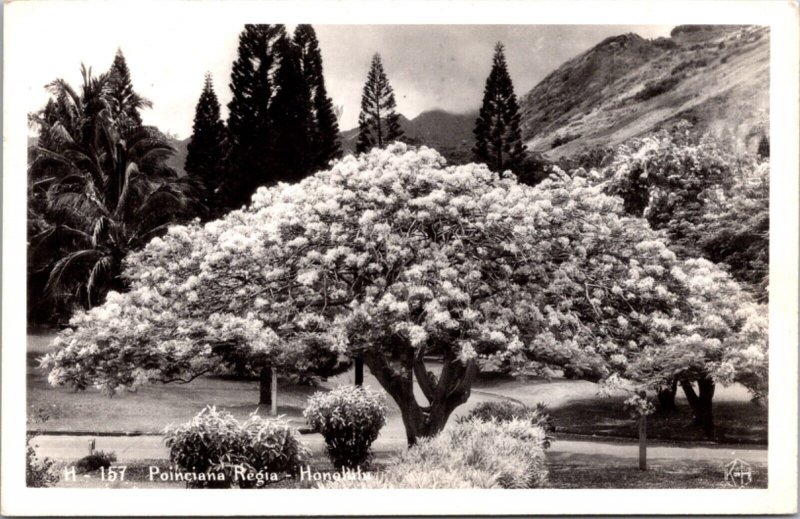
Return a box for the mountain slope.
[165,136,190,175]
[520,25,769,157]
[341,110,477,163]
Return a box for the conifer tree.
[185,73,227,218]
[473,42,525,173]
[225,24,285,209]
[270,34,312,183]
[294,24,341,172]
[107,49,151,133]
[356,54,403,154]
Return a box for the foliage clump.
[324,417,549,488]
[304,385,387,469]
[75,450,117,474]
[163,406,309,488]
[463,401,553,447]
[26,434,60,487]
[633,75,681,102]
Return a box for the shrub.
[462,400,554,447]
[324,418,549,489]
[163,406,309,488]
[75,450,117,474]
[304,385,387,469]
[242,416,310,476]
[670,58,709,75]
[26,434,59,487]
[633,75,682,102]
[551,132,581,149]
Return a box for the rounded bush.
[164,406,309,488]
[304,385,387,469]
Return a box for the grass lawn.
[547,453,767,488]
[28,330,357,432]
[551,397,767,444]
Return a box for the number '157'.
[100,466,126,481]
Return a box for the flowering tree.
[600,122,769,302]
[43,144,766,444]
[571,124,769,427]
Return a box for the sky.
[20,23,673,138]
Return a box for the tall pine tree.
[294,24,341,172]
[473,42,525,173]
[185,73,227,218]
[225,24,285,209]
[356,54,403,154]
[270,33,313,183]
[107,49,151,134]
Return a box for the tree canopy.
[43,144,766,444]
[596,122,769,302]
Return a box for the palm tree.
[28,65,200,319]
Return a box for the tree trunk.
[656,379,678,413]
[363,347,476,446]
[354,358,364,387]
[259,367,272,406]
[638,414,647,471]
[270,367,278,416]
[680,378,715,437]
[697,378,715,437]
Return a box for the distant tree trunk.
[638,414,647,471]
[680,377,715,437]
[363,346,476,446]
[259,367,272,406]
[354,358,364,387]
[656,379,678,413]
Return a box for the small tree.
[356,54,403,153]
[185,73,227,218]
[43,144,764,445]
[473,42,525,173]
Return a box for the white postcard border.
[3,0,798,515]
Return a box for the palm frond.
[45,78,81,109]
[86,255,114,307]
[44,248,102,297]
[47,122,76,146]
